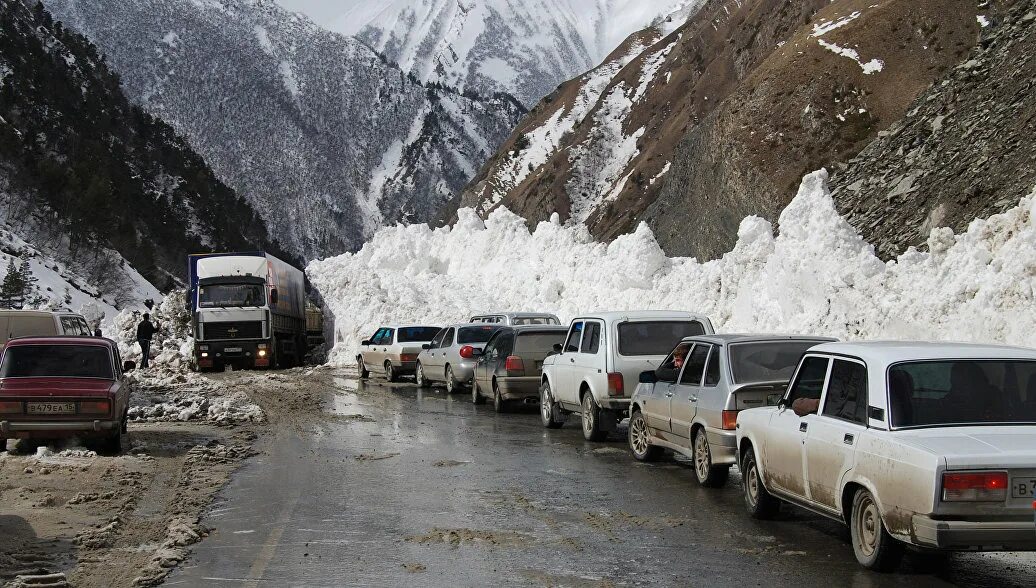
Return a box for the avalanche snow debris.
[817,39,884,74]
[310,170,1036,364]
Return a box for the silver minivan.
[416,323,506,393]
[0,310,93,345]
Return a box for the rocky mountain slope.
[458,0,991,260]
[830,0,1036,258]
[282,0,702,107]
[45,0,525,261]
[0,0,280,297]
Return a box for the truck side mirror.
[639,370,657,384]
[270,288,279,304]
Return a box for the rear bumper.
[911,515,1036,551]
[706,428,737,466]
[600,398,630,413]
[396,361,417,375]
[497,377,542,401]
[1,419,119,438]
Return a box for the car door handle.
[665,392,673,398]
[843,433,854,445]
[569,358,575,363]
[799,422,808,432]
[690,396,697,402]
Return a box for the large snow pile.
[309,170,1036,365]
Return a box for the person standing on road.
[136,313,158,369]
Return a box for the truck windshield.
[617,321,705,356]
[1,345,114,379]
[397,327,441,342]
[889,360,1036,428]
[199,284,265,308]
[729,341,825,384]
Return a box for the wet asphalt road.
[168,372,1036,587]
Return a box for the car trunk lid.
[0,377,115,398]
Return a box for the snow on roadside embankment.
[309,170,1036,364]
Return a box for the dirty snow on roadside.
[309,170,1036,365]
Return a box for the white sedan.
[736,341,1036,570]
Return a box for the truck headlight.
[258,349,267,357]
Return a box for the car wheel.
[472,381,486,404]
[385,361,398,383]
[741,449,780,519]
[493,381,508,413]
[581,393,607,442]
[540,381,564,429]
[102,420,126,455]
[628,410,661,461]
[445,365,459,394]
[357,356,369,378]
[693,428,729,487]
[415,362,429,388]
[851,488,904,571]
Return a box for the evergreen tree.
[0,258,25,308]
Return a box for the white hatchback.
[736,341,1036,570]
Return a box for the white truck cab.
[540,311,714,441]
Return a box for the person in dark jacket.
[136,313,158,369]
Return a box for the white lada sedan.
[736,341,1036,571]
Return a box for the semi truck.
[186,251,306,371]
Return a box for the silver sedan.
[415,323,505,394]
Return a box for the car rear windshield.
[512,316,560,325]
[458,326,502,344]
[515,332,566,354]
[889,360,1036,428]
[729,341,826,384]
[397,327,441,342]
[617,321,705,356]
[0,345,113,379]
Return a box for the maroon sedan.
[0,336,133,453]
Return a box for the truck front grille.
[203,321,263,340]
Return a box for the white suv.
[539,311,714,441]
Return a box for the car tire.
[385,361,398,383]
[445,365,460,394]
[693,428,729,488]
[357,356,369,379]
[102,420,126,455]
[581,393,607,442]
[415,362,429,388]
[741,449,780,519]
[540,381,564,429]
[628,410,661,461]
[472,381,486,404]
[493,382,508,414]
[0,438,7,453]
[851,488,904,572]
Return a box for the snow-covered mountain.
[45,0,525,261]
[277,0,701,107]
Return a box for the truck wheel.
[357,356,369,378]
[492,382,508,413]
[540,381,564,429]
[628,410,661,461]
[851,488,904,571]
[385,361,398,382]
[415,362,429,387]
[693,428,729,488]
[741,449,780,519]
[581,394,607,442]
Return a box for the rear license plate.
[224,347,243,353]
[27,402,76,415]
[1011,478,1036,498]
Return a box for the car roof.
[0,310,78,317]
[471,312,559,317]
[448,323,505,330]
[510,325,568,332]
[806,341,1036,364]
[378,324,442,330]
[573,310,708,322]
[5,336,114,347]
[681,334,837,345]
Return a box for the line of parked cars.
[358,310,1036,571]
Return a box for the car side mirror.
[553,343,563,353]
[472,347,483,357]
[361,339,371,346]
[422,343,431,350]
[123,360,136,372]
[639,370,657,384]
[270,288,279,305]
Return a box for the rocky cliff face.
[45,0,525,261]
[458,0,989,260]
[830,0,1036,258]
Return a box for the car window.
[429,328,447,349]
[786,356,830,405]
[78,318,91,335]
[398,327,441,342]
[1,345,114,379]
[513,316,557,325]
[617,321,706,356]
[889,360,1036,427]
[580,322,601,354]
[443,328,455,347]
[514,331,564,354]
[492,333,515,358]
[704,347,721,386]
[458,325,502,344]
[679,344,710,386]
[656,341,693,383]
[564,322,583,352]
[382,329,395,345]
[368,328,385,345]
[60,316,79,335]
[482,333,500,357]
[822,360,868,424]
[729,341,827,384]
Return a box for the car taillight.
[79,400,110,415]
[504,355,525,375]
[0,401,21,414]
[721,410,739,430]
[942,471,1008,502]
[459,345,475,359]
[400,354,418,362]
[607,372,624,397]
